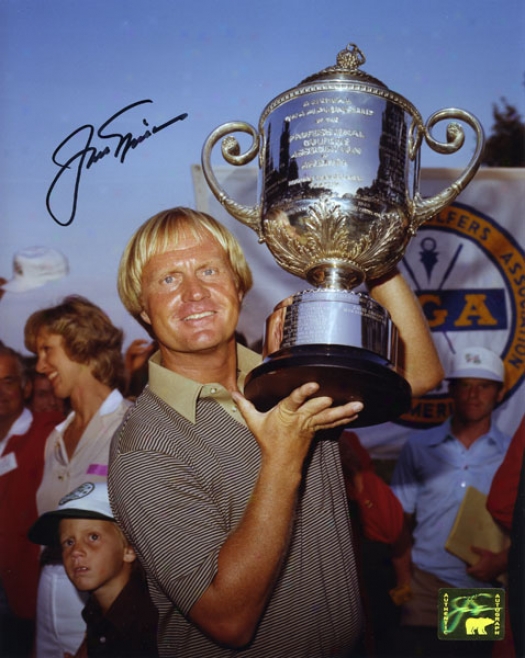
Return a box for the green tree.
[482,98,525,167]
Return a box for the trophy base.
[244,346,412,428]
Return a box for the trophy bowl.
[202,43,484,426]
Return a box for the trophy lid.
[259,41,421,126]
[300,43,387,88]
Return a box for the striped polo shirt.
[109,345,363,657]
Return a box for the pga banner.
[193,165,525,456]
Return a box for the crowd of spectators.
[0,206,522,658]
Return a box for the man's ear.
[123,544,137,564]
[140,309,152,325]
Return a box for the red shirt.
[0,410,63,619]
[487,414,525,531]
[339,431,404,544]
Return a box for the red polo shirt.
[0,410,63,620]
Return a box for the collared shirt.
[147,344,259,424]
[0,410,62,619]
[109,344,363,658]
[0,407,32,457]
[82,567,158,658]
[37,390,131,515]
[391,418,511,588]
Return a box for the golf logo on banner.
[399,200,525,428]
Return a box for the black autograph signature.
[46,99,188,226]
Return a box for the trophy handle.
[201,121,262,233]
[411,108,485,227]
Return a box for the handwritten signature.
[46,100,188,226]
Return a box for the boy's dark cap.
[28,482,114,546]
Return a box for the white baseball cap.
[446,346,505,383]
[1,246,69,293]
[28,482,114,546]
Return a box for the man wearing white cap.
[390,346,511,657]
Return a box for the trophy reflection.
[202,43,484,426]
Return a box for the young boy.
[29,482,158,658]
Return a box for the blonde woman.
[24,296,131,658]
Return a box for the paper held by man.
[445,486,510,585]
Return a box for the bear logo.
[465,617,495,635]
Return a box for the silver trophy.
[201,43,484,426]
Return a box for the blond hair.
[117,207,253,330]
[24,296,125,391]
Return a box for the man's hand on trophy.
[232,384,363,472]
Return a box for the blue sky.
[1,0,524,352]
